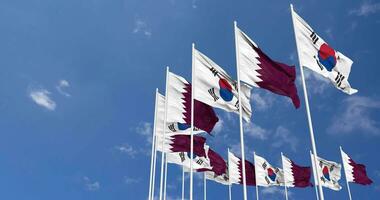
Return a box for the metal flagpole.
[310,151,320,200]
[159,67,170,200]
[182,166,185,200]
[254,152,259,200]
[163,156,168,200]
[234,20,248,200]
[190,43,196,200]
[148,89,159,200]
[290,4,324,200]
[281,152,289,200]
[152,132,158,200]
[227,148,232,200]
[204,173,207,200]
[340,146,353,200]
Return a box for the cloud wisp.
[29,88,56,111]
[349,1,380,16]
[56,79,71,97]
[83,176,100,191]
[132,19,152,38]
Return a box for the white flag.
[254,154,284,187]
[167,151,212,170]
[291,8,357,95]
[311,153,342,191]
[193,48,252,121]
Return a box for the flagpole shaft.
[254,152,259,200]
[159,67,170,200]
[204,173,207,200]
[340,147,353,200]
[310,151,320,200]
[290,4,324,200]
[149,89,159,200]
[163,156,168,200]
[227,148,232,200]
[281,153,289,200]
[182,166,185,200]
[152,136,158,200]
[234,20,248,200]
[190,43,195,200]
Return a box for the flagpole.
[281,152,289,200]
[227,148,232,200]
[234,20,248,200]
[148,89,159,200]
[159,67,170,200]
[254,152,259,200]
[182,166,185,200]
[204,173,207,200]
[340,146,353,200]
[152,130,159,200]
[190,43,196,200]
[290,4,324,200]
[310,151,320,200]
[163,156,168,200]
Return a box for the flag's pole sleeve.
[148,89,159,200]
[340,146,353,200]
[182,166,185,200]
[190,43,195,200]
[228,148,232,200]
[234,20,248,200]
[204,173,207,200]
[290,4,324,200]
[281,152,289,200]
[310,151,320,200]
[159,67,170,200]
[254,152,259,200]
[163,156,168,200]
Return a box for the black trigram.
[234,100,240,110]
[310,32,319,44]
[209,67,218,76]
[335,72,345,88]
[196,159,204,165]
[168,124,177,132]
[208,88,219,101]
[262,162,267,169]
[265,176,271,184]
[179,152,186,162]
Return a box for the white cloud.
[251,91,274,111]
[271,126,298,152]
[301,68,330,95]
[328,96,380,135]
[124,177,141,184]
[133,19,152,37]
[29,88,56,111]
[244,122,269,140]
[114,143,138,158]
[261,187,292,198]
[56,79,71,97]
[83,176,100,191]
[212,119,224,135]
[350,1,380,16]
[136,122,153,143]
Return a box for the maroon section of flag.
[169,135,207,157]
[207,149,227,176]
[253,45,300,108]
[291,161,313,187]
[349,158,373,185]
[182,84,219,133]
[238,159,256,185]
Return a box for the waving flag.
[166,151,211,171]
[291,9,357,95]
[235,26,300,108]
[282,154,312,187]
[193,48,252,121]
[156,134,207,157]
[228,151,256,185]
[311,153,342,191]
[340,148,373,185]
[205,170,230,185]
[167,72,219,133]
[254,153,284,186]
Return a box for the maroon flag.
[282,154,312,187]
[228,151,256,185]
[235,26,300,108]
[341,148,373,185]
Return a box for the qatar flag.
[193,48,252,122]
[291,8,357,95]
[166,72,219,134]
[235,26,301,108]
[228,151,256,185]
[282,154,312,188]
[254,153,284,187]
[340,148,373,185]
[155,134,208,157]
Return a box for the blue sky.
[0,0,379,199]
